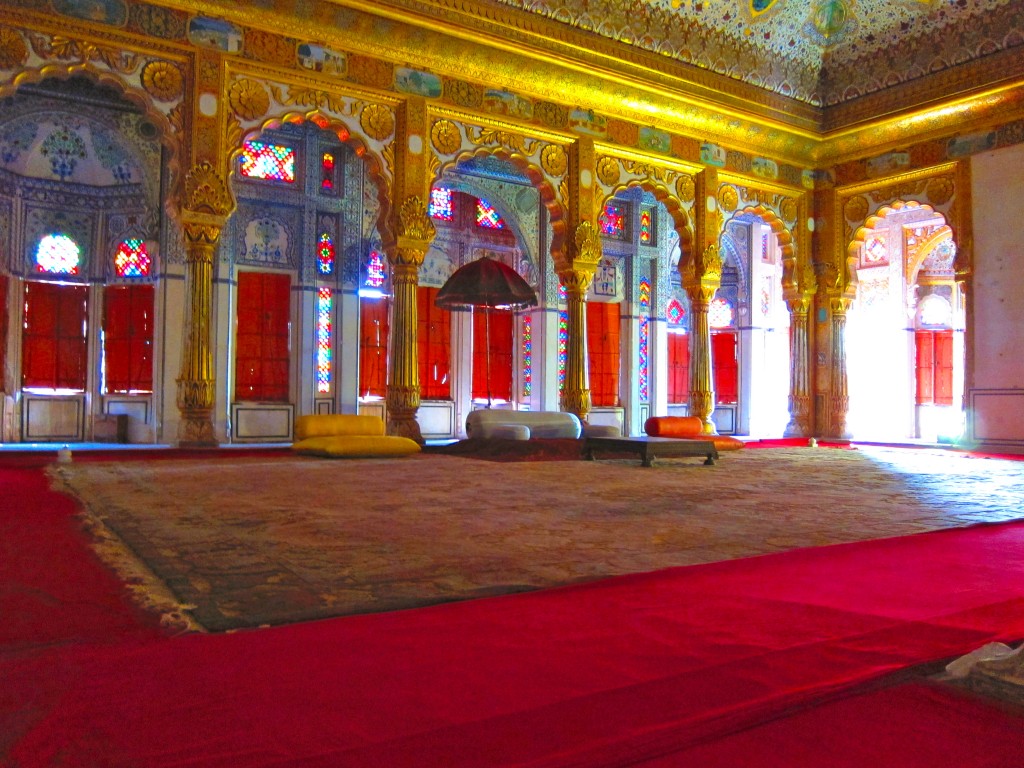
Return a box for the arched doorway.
[0,75,166,443]
[846,202,964,442]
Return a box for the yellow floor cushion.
[644,416,745,451]
[292,435,421,457]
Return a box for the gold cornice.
[834,161,959,197]
[428,104,575,146]
[224,59,404,109]
[815,82,1024,166]
[718,170,805,195]
[152,0,822,164]
[592,142,703,177]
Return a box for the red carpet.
[2,461,1024,766]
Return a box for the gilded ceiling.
[492,0,1024,106]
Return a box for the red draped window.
[359,296,389,398]
[667,331,689,404]
[712,331,738,405]
[472,308,513,402]
[103,284,154,393]
[418,287,451,400]
[235,271,291,402]
[916,329,954,406]
[586,301,620,407]
[22,281,88,391]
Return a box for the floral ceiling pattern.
[494,0,1024,105]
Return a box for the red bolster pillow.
[644,416,704,438]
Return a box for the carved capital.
[182,161,235,223]
[182,222,222,250]
[572,220,602,269]
[558,268,594,297]
[786,293,813,316]
[395,195,436,252]
[682,244,722,300]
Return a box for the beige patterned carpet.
[51,446,1024,631]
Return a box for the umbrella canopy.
[434,256,537,310]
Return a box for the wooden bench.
[583,435,719,467]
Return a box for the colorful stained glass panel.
[639,208,653,245]
[321,152,335,191]
[476,198,504,229]
[522,314,532,399]
[599,202,627,239]
[365,250,386,288]
[318,233,335,275]
[429,187,453,221]
[239,140,296,183]
[114,238,151,278]
[35,233,80,275]
[558,309,568,390]
[709,297,734,329]
[317,286,332,393]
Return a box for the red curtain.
[586,302,620,407]
[22,281,89,391]
[359,296,389,399]
[235,272,291,402]
[712,331,738,405]
[472,308,513,402]
[667,331,689,404]
[917,329,954,406]
[418,287,451,400]
[103,285,154,394]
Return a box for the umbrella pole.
[485,307,492,408]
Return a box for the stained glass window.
[558,282,567,303]
[365,250,386,288]
[321,152,335,191]
[521,314,532,399]
[709,297,734,329]
[35,233,80,275]
[863,234,888,266]
[639,277,651,402]
[639,208,653,245]
[317,287,332,394]
[476,198,504,229]
[239,140,296,183]
[429,187,453,221]
[558,309,568,390]
[317,233,335,275]
[599,202,627,240]
[666,298,686,326]
[114,238,151,278]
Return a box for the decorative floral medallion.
[359,103,394,142]
[718,184,739,212]
[596,156,620,187]
[780,197,798,223]
[228,78,270,121]
[540,143,567,177]
[843,194,869,222]
[0,27,28,70]
[676,174,696,203]
[141,60,184,101]
[926,176,954,206]
[430,119,461,155]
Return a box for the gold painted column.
[557,138,602,421]
[680,169,722,435]
[826,295,852,439]
[176,162,235,446]
[784,293,814,437]
[558,223,602,420]
[385,197,435,442]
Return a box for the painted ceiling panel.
[492,0,1024,106]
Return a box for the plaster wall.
[967,143,1024,449]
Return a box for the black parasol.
[434,256,538,407]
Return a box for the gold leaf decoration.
[397,195,436,242]
[676,174,696,203]
[574,221,602,266]
[141,60,184,101]
[540,144,567,177]
[467,126,534,154]
[843,194,869,223]
[718,185,739,212]
[443,79,483,109]
[228,78,270,121]
[596,156,621,187]
[926,176,954,206]
[430,119,461,155]
[0,27,29,70]
[779,197,798,223]
[359,103,395,142]
[183,161,235,217]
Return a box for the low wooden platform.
[583,435,719,467]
